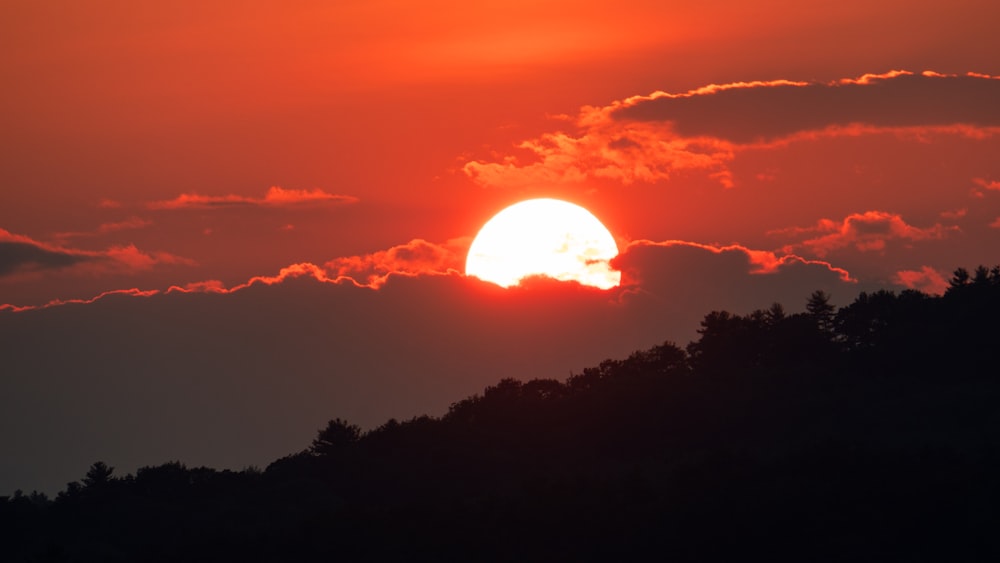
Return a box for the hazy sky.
[2,1,999,494]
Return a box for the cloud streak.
[148,186,359,210]
[54,217,153,240]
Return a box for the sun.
[465,198,621,289]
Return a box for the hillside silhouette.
[3,266,1000,562]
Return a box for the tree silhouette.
[82,461,114,489]
[973,265,991,285]
[310,418,361,456]
[766,302,786,324]
[806,290,835,333]
[949,267,971,288]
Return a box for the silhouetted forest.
[4,266,1000,562]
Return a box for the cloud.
[3,234,857,313]
[0,288,161,313]
[1,234,864,494]
[54,216,152,240]
[614,239,855,286]
[0,229,91,276]
[148,186,359,210]
[0,229,192,280]
[101,244,193,272]
[463,118,736,189]
[770,211,957,257]
[607,71,1000,143]
[940,209,967,220]
[2,261,341,313]
[325,238,469,287]
[973,177,1000,193]
[169,262,346,293]
[97,217,152,234]
[464,71,1000,189]
[2,236,469,312]
[894,266,949,295]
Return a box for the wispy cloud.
[940,209,967,220]
[54,216,152,240]
[148,186,359,210]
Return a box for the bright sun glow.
[465,198,621,289]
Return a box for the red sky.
[2,1,1000,494]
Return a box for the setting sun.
[465,198,621,289]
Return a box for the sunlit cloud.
[464,120,736,189]
[973,177,1000,192]
[894,266,949,295]
[0,288,160,313]
[167,262,347,294]
[101,245,193,272]
[464,71,1000,190]
[771,211,957,257]
[148,186,359,210]
[1,250,461,312]
[3,233,858,315]
[2,262,347,313]
[325,238,469,288]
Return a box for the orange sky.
[2,0,1000,493]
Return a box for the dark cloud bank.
[0,240,90,276]
[0,243,864,494]
[614,72,1000,143]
